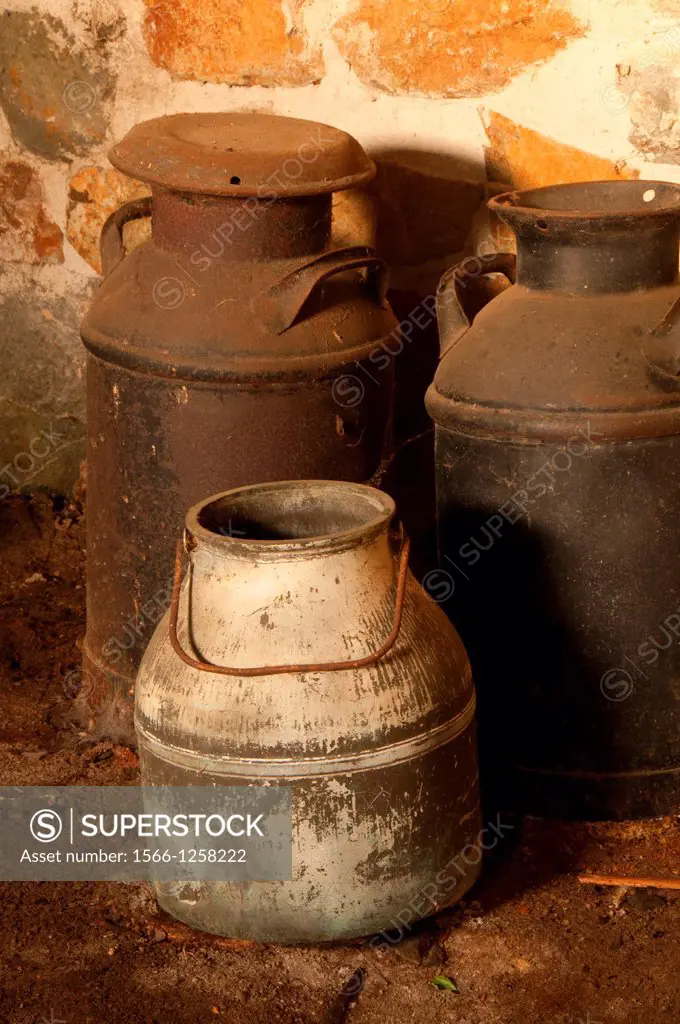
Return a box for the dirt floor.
[0,494,679,1024]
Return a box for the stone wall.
[1,0,680,492]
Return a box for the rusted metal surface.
[426,180,680,821]
[150,190,332,260]
[109,112,376,196]
[81,114,398,738]
[135,481,480,942]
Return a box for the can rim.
[185,480,396,557]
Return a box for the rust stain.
[0,156,63,264]
[33,207,64,262]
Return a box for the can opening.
[493,180,680,217]
[194,481,395,544]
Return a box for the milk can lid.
[109,112,376,197]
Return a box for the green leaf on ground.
[431,975,459,992]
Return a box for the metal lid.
[109,112,376,197]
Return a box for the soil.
[0,494,679,1024]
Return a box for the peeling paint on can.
[135,481,481,942]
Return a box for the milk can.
[426,180,680,821]
[80,113,398,737]
[134,480,480,942]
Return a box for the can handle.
[262,245,389,335]
[100,196,152,277]
[647,295,680,382]
[167,530,411,677]
[437,253,516,358]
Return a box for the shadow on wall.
[371,147,488,278]
[368,147,508,568]
[368,146,507,437]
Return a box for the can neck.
[182,481,399,668]
[186,528,396,668]
[511,219,680,293]
[151,189,332,261]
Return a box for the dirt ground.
[0,494,679,1024]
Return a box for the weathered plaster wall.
[2,0,680,492]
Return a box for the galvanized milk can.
[80,113,398,736]
[426,180,680,821]
[135,480,480,942]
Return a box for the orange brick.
[334,0,584,98]
[67,167,151,274]
[484,111,639,190]
[144,0,322,86]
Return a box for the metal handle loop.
[262,245,389,335]
[645,293,680,382]
[437,252,516,358]
[100,196,152,277]
[168,532,411,677]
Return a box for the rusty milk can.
[80,113,398,736]
[134,480,480,942]
[426,180,680,821]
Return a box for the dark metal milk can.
[80,113,397,736]
[135,480,480,942]
[426,180,680,821]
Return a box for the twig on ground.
[579,874,680,890]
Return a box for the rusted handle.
[437,253,517,358]
[100,196,152,277]
[262,245,389,334]
[646,294,680,382]
[168,532,411,677]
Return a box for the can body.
[135,481,481,941]
[83,349,393,721]
[427,180,680,820]
[434,428,680,819]
[81,144,398,736]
